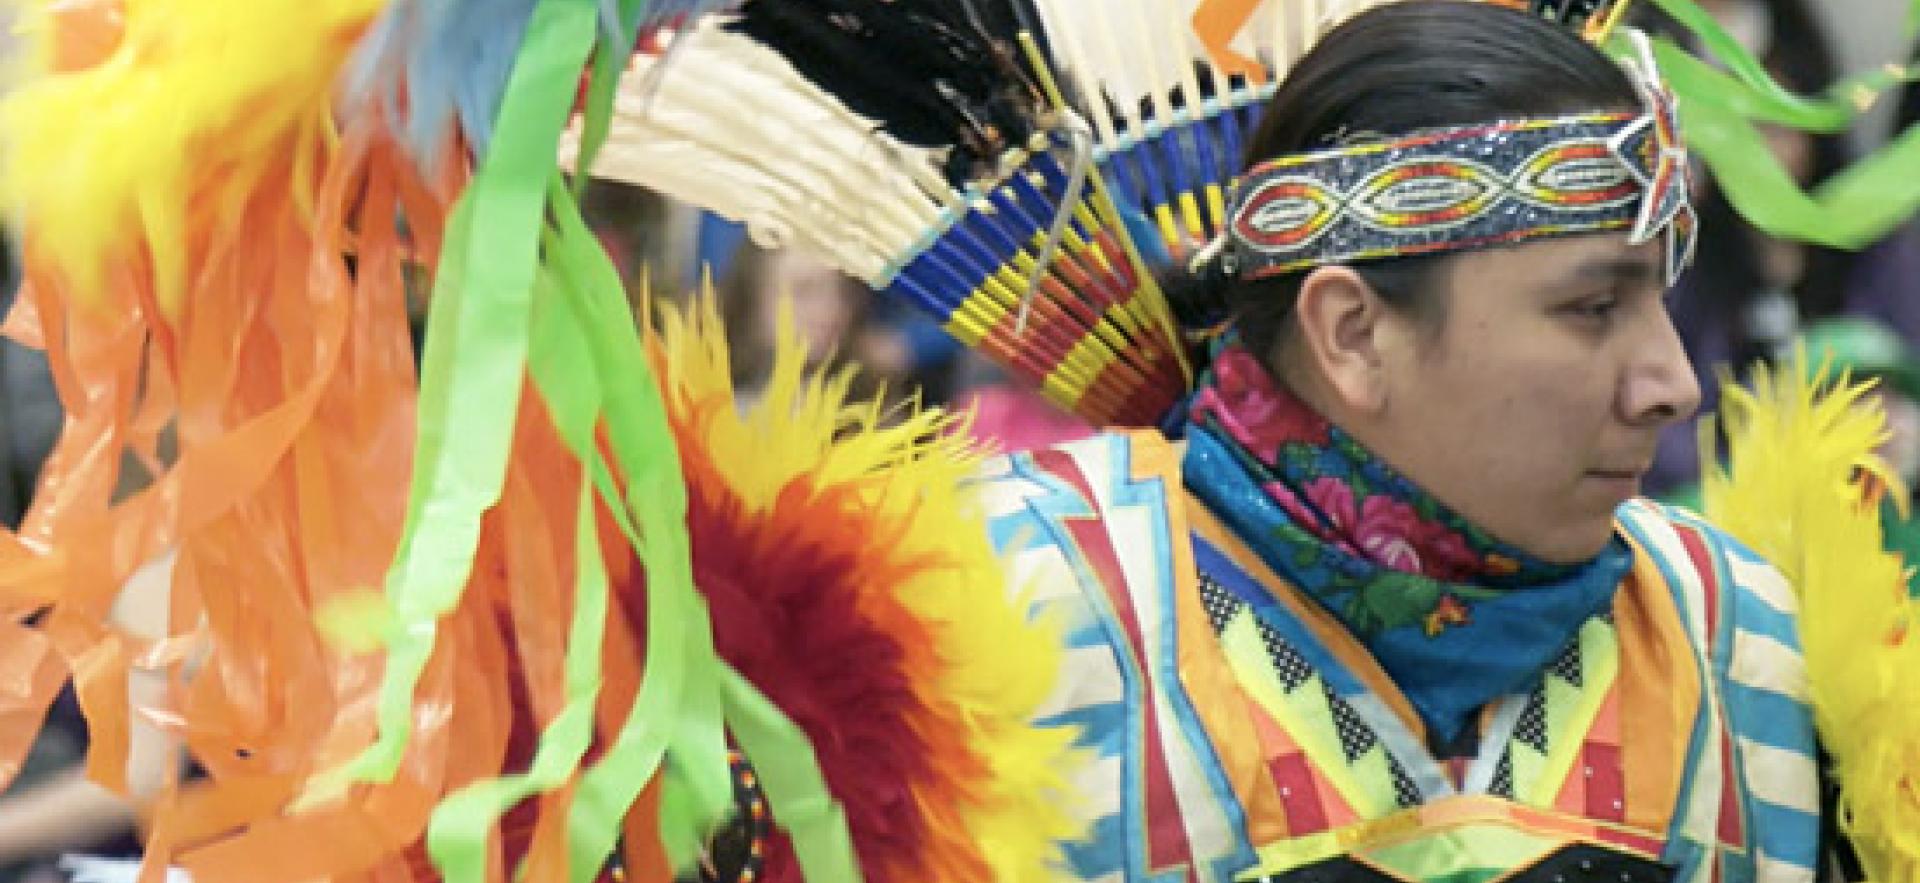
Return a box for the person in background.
[581,180,673,294]
[2,231,188,881]
[0,553,177,883]
[716,245,919,414]
[0,238,58,531]
[1639,0,1920,495]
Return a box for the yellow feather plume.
[0,0,384,311]
[648,289,1087,879]
[1699,350,1920,883]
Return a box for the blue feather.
[638,0,739,31]
[346,0,540,163]
[344,0,742,167]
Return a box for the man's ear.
[1289,265,1393,413]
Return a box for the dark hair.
[1173,0,1643,361]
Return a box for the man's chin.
[1524,519,1621,567]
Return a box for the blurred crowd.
[3,0,1920,877]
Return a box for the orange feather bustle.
[637,295,1086,881]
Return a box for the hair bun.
[1161,244,1234,330]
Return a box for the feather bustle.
[642,293,1085,880]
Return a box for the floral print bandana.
[1182,340,1631,744]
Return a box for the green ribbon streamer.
[532,175,861,880]
[1648,38,1907,134]
[331,0,870,874]
[1635,30,1920,249]
[424,466,610,883]
[314,0,602,794]
[571,0,648,199]
[722,666,863,883]
[1614,0,1920,250]
[1679,81,1920,249]
[538,177,733,882]
[1645,0,1909,132]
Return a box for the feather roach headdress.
[570,0,1659,427]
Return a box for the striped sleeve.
[1713,533,1821,883]
[1619,501,1822,883]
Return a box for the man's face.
[1360,233,1699,563]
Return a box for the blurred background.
[3,0,1919,878]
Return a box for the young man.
[978,4,1821,880]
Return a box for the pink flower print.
[1300,477,1359,550]
[1263,481,1322,532]
[1203,347,1331,455]
[1350,494,1478,580]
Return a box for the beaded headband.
[1223,31,1696,285]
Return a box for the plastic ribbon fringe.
[0,0,388,314]
[3,0,1082,878]
[301,3,736,881]
[0,1,447,879]
[1699,352,1920,883]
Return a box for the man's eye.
[1565,296,1619,319]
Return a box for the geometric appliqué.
[1513,679,1552,753]
[1348,159,1500,230]
[1198,574,1245,636]
[1233,177,1340,251]
[1489,616,1604,800]
[1318,662,1420,807]
[1387,752,1423,808]
[1248,618,1317,693]
[1328,681,1380,763]
[1549,631,1586,688]
[1489,750,1517,799]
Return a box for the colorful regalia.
[0,0,1916,882]
[981,426,1816,881]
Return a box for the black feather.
[724,0,1044,185]
[1529,0,1621,31]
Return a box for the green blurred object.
[1799,317,1920,402]
[1630,0,1920,250]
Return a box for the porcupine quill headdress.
[3,0,1920,881]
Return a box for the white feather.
[562,20,964,287]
